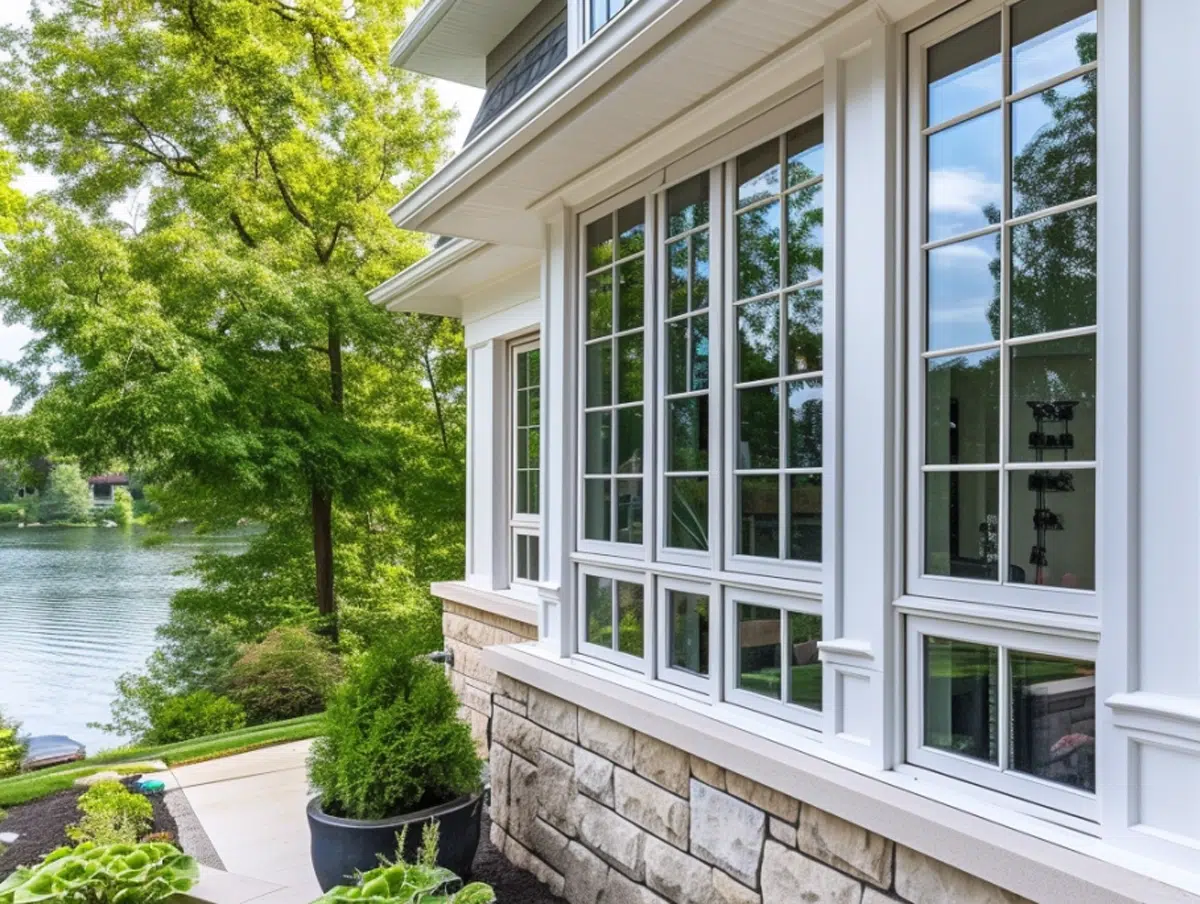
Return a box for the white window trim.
[905,613,1097,821]
[509,335,542,590]
[904,0,1100,618]
[576,563,651,674]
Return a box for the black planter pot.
[307,792,483,892]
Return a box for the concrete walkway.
[151,740,321,903]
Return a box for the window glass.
[662,174,712,552]
[920,4,1097,588]
[589,0,629,36]
[583,575,644,662]
[583,200,646,545]
[923,637,998,763]
[514,348,541,516]
[787,612,822,710]
[515,534,540,583]
[668,591,710,676]
[585,575,613,647]
[733,120,824,562]
[737,604,782,698]
[1010,651,1095,790]
[616,582,645,657]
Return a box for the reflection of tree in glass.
[669,478,707,550]
[988,33,1096,338]
[739,386,779,469]
[789,396,822,468]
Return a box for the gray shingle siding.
[466,21,567,144]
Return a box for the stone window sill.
[431,580,539,626]
[483,642,1200,904]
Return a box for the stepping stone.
[0,832,19,844]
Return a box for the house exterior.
[87,473,130,509]
[373,1,1200,902]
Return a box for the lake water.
[0,527,247,754]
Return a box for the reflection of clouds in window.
[1011,5,1097,92]
[929,169,1002,217]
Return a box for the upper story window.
[905,0,1098,820]
[588,0,630,37]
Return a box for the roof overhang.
[369,239,541,318]
[390,0,547,87]
[388,0,887,246]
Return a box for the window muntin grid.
[919,0,1098,593]
[732,119,825,563]
[583,200,647,546]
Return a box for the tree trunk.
[311,482,337,641]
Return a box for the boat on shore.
[22,735,86,771]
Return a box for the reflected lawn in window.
[669,590,709,676]
[788,612,822,710]
[924,636,998,764]
[737,604,781,698]
[1010,650,1095,791]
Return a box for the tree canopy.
[0,0,465,633]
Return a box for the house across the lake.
[87,473,129,509]
[373,1,1200,902]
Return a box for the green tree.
[0,0,459,635]
[111,485,134,527]
[40,461,91,522]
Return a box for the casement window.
[575,92,826,723]
[587,0,630,37]
[511,338,541,585]
[905,0,1099,817]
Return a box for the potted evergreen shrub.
[306,636,483,891]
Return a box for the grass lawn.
[0,714,323,807]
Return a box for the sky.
[0,0,482,411]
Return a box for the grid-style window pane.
[734,119,824,561]
[584,201,646,545]
[514,347,541,516]
[583,574,645,661]
[923,636,998,763]
[920,0,1097,590]
[514,533,540,583]
[735,602,822,711]
[663,174,711,551]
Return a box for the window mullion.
[998,2,1013,589]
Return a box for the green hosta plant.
[0,841,199,904]
[314,824,494,904]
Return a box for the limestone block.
[530,817,572,874]
[509,753,539,844]
[579,709,634,768]
[895,847,1033,904]
[614,768,689,849]
[493,694,528,718]
[450,672,492,715]
[769,816,798,847]
[575,748,615,806]
[798,804,894,889]
[605,869,672,904]
[529,688,579,741]
[443,600,538,638]
[444,638,496,685]
[459,706,489,757]
[760,841,863,904]
[689,779,766,888]
[493,707,542,763]
[539,726,577,765]
[862,891,903,904]
[490,745,512,830]
[537,749,580,837]
[505,834,566,898]
[490,822,510,855]
[643,836,714,904]
[725,771,800,823]
[576,795,646,881]
[633,732,691,797]
[444,611,531,650]
[496,673,530,704]
[564,841,610,904]
[712,869,763,904]
[689,756,726,791]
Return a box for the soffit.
[391,0,547,87]
[369,240,540,317]
[393,0,857,246]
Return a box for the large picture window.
[511,338,541,585]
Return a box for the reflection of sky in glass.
[928,110,1002,242]
[1012,10,1096,92]
[927,234,999,351]
[927,15,1001,126]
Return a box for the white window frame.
[576,563,651,673]
[905,613,1097,821]
[585,0,632,40]
[655,167,723,569]
[904,0,1100,618]
[510,336,542,588]
[724,585,824,731]
[576,189,654,560]
[655,575,720,695]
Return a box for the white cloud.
[929,168,1000,217]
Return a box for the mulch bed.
[471,810,567,904]
[0,779,178,880]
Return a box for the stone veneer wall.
[489,674,1034,904]
[441,600,538,756]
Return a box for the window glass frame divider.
[904,0,1100,617]
[904,613,1098,821]
[723,585,824,730]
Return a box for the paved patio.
[152,740,321,903]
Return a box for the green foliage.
[226,626,341,723]
[315,823,495,904]
[0,709,25,779]
[38,463,91,523]
[309,636,481,821]
[0,503,21,524]
[67,781,154,846]
[110,487,134,527]
[146,691,246,745]
[0,842,198,904]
